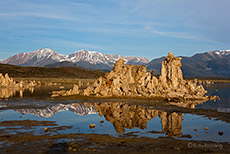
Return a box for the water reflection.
[0,85,74,99]
[167,100,205,109]
[1,102,185,137]
[91,102,183,136]
[0,87,34,98]
[15,103,96,117]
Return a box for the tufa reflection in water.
[89,102,183,136]
[0,87,34,98]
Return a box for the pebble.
[174,147,180,151]
[194,129,198,131]
[196,134,199,137]
[44,127,49,132]
[218,131,223,136]
[208,117,212,120]
[100,120,104,123]
[204,127,208,130]
[89,124,95,128]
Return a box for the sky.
[0,0,229,60]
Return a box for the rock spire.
[83,52,208,100]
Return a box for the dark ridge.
[0,63,105,79]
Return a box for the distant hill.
[147,50,230,78]
[44,61,112,72]
[44,61,78,68]
[0,63,105,78]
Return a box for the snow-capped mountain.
[4,49,67,66]
[68,50,149,68]
[207,49,230,57]
[3,49,149,69]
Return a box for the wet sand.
[0,121,229,154]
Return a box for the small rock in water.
[59,86,64,89]
[205,131,208,133]
[89,124,95,129]
[196,134,199,137]
[194,129,198,131]
[100,120,104,123]
[44,127,49,132]
[208,117,212,120]
[218,131,223,136]
[174,147,180,151]
[204,127,208,130]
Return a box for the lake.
[0,83,230,145]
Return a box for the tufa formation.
[83,52,208,100]
[51,84,79,97]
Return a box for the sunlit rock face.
[0,73,15,88]
[83,52,208,100]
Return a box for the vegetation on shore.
[0,64,105,79]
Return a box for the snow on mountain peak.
[212,49,230,56]
[4,48,149,67]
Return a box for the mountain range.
[3,49,149,71]
[2,48,230,78]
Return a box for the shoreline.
[1,129,229,153]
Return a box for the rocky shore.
[0,73,41,98]
[0,73,41,88]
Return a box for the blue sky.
[0,0,229,60]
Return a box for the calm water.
[0,83,230,143]
[196,83,230,112]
